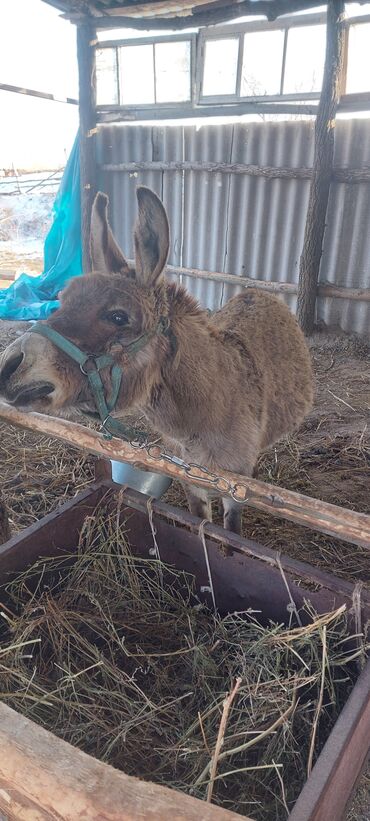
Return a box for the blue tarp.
[0,133,82,320]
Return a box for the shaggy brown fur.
[0,187,314,533]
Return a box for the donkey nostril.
[0,353,24,384]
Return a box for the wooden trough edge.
[0,400,370,550]
[0,701,246,821]
[289,659,370,821]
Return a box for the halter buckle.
[80,357,98,376]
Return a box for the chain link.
[127,436,251,504]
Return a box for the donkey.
[0,187,314,533]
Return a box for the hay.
[0,508,367,820]
[0,421,95,532]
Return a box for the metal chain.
[127,436,252,504]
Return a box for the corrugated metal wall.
[96,119,370,334]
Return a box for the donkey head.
[0,187,170,415]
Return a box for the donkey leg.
[182,484,212,521]
[222,496,242,535]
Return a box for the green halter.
[29,318,168,441]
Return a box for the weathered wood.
[62,0,337,29]
[100,159,370,183]
[96,0,220,16]
[0,701,244,821]
[77,23,97,274]
[164,263,298,294]
[96,93,370,123]
[0,82,78,105]
[101,159,313,179]
[0,400,369,549]
[164,262,370,302]
[297,0,346,334]
[97,102,320,122]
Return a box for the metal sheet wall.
[97,119,370,334]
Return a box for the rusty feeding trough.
[0,478,369,821]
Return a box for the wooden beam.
[77,23,97,274]
[162,264,370,302]
[296,0,346,335]
[100,159,370,183]
[62,0,337,29]
[0,702,244,821]
[0,82,78,105]
[0,400,369,549]
[97,102,319,122]
[96,96,370,124]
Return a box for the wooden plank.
[77,23,97,274]
[0,701,245,820]
[96,94,370,122]
[0,82,78,104]
[97,102,320,121]
[100,159,370,183]
[0,400,369,549]
[289,660,370,821]
[297,0,346,334]
[61,0,341,29]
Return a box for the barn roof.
[42,0,365,30]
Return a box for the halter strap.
[29,318,169,440]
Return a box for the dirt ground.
[0,319,369,818]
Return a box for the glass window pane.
[202,38,239,96]
[283,25,326,94]
[96,48,118,105]
[119,44,155,105]
[347,23,370,92]
[241,30,285,96]
[155,41,191,102]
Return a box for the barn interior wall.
[96,119,370,335]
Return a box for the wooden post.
[77,22,97,274]
[296,0,345,335]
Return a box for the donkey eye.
[107,311,129,327]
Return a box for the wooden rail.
[0,400,369,550]
[101,160,370,184]
[163,264,370,302]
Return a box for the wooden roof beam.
[61,0,329,28]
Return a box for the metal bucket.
[110,460,172,499]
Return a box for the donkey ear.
[90,192,130,275]
[134,187,169,287]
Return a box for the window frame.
[96,33,197,109]
[95,12,370,117]
[196,11,370,105]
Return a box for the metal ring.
[80,357,97,375]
